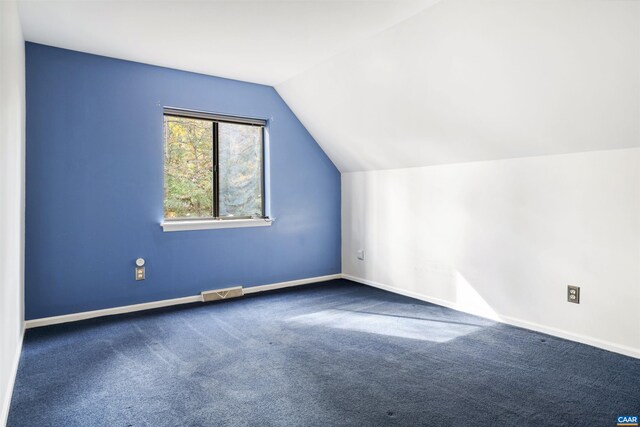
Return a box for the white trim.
[244,274,342,294]
[25,295,202,329]
[342,274,640,360]
[161,218,273,232]
[1,327,24,427]
[24,274,342,329]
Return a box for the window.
[162,108,267,230]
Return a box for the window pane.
[218,122,263,218]
[163,115,213,219]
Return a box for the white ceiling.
[18,0,640,172]
[277,0,640,172]
[17,0,438,85]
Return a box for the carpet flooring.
[8,279,640,426]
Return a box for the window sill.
[161,218,273,232]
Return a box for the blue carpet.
[8,280,640,426]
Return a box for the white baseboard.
[1,326,24,427]
[25,274,342,329]
[342,274,640,360]
[243,274,341,294]
[25,295,201,329]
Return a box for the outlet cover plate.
[567,285,580,304]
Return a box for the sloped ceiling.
[277,0,640,172]
[17,0,438,86]
[18,0,640,172]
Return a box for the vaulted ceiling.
[18,0,640,172]
[277,0,640,172]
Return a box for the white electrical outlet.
[356,249,365,260]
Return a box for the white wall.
[0,0,25,424]
[343,148,640,357]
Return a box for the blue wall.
[25,43,341,320]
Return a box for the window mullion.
[213,121,219,219]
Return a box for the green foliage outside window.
[164,116,213,218]
[219,122,263,218]
[163,114,263,219]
